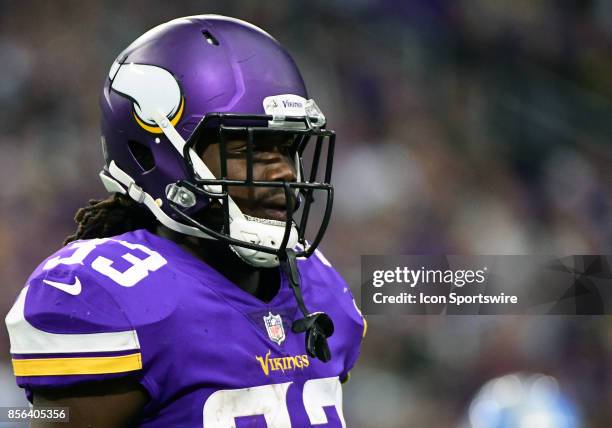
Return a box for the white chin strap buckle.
[128,183,146,203]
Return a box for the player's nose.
[264,154,297,183]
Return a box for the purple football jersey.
[5,229,364,427]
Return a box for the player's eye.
[222,133,299,160]
[257,135,297,155]
[224,141,248,155]
[232,144,248,153]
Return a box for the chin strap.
[281,249,334,362]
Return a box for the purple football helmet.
[99,15,335,268]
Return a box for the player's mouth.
[260,194,295,221]
[262,207,288,221]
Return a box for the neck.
[155,225,280,301]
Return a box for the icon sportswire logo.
[42,277,82,296]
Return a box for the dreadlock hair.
[64,193,158,245]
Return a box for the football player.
[462,373,580,428]
[4,15,365,427]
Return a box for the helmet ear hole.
[128,140,156,172]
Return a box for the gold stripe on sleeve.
[362,317,368,338]
[12,352,142,376]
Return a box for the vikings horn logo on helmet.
[110,62,185,134]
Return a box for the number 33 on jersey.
[5,229,365,427]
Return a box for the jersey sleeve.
[331,271,366,383]
[4,235,174,403]
[5,271,142,392]
[304,249,366,382]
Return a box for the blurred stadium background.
[1,1,611,426]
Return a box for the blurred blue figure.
[464,373,581,428]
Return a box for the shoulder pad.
[300,249,365,326]
[5,233,175,381]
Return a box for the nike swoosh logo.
[43,277,82,296]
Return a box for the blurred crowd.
[1,0,611,426]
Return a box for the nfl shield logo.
[263,312,286,345]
